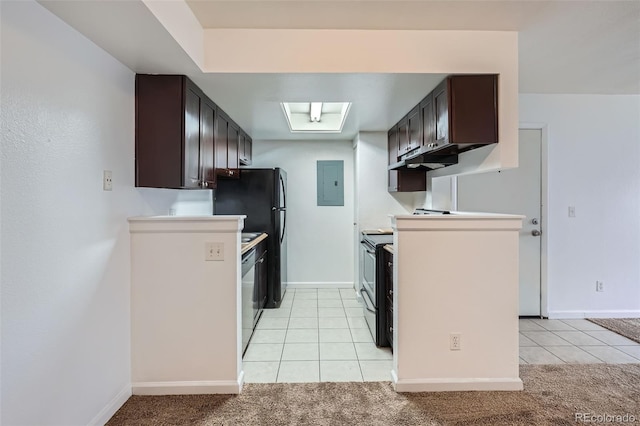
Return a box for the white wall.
[353,132,423,288]
[251,140,354,288]
[520,94,640,318]
[353,132,421,230]
[0,2,211,425]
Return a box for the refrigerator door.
[215,168,287,308]
[215,169,275,232]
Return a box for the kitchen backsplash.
[137,187,214,216]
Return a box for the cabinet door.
[184,87,201,188]
[449,74,498,145]
[433,79,449,144]
[397,116,409,157]
[135,74,184,188]
[227,123,239,175]
[420,93,435,147]
[215,113,228,171]
[407,105,420,152]
[384,251,394,349]
[388,126,398,192]
[396,170,426,192]
[245,135,252,166]
[200,101,216,188]
[238,132,246,164]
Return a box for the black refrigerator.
[214,168,288,308]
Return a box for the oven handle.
[361,287,377,314]
[361,241,376,254]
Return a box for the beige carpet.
[108,364,640,425]
[587,318,640,344]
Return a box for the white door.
[457,129,542,316]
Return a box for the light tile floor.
[244,288,393,383]
[244,291,640,383]
[519,318,640,365]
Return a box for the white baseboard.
[132,379,242,395]
[286,282,355,289]
[88,384,132,426]
[392,375,523,392]
[547,310,640,319]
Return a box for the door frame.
[451,124,550,317]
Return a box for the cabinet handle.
[389,289,393,296]
[387,262,392,267]
[389,326,393,332]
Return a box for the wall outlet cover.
[450,333,461,350]
[103,170,113,191]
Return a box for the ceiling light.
[310,102,322,122]
[281,102,351,133]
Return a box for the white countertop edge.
[128,215,246,222]
[391,211,524,220]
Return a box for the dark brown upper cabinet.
[227,122,240,174]
[136,74,251,189]
[431,74,498,150]
[420,92,435,148]
[387,74,497,176]
[239,130,252,166]
[215,112,229,172]
[135,74,216,189]
[407,105,421,153]
[396,116,409,158]
[215,111,241,178]
[200,100,216,187]
[388,125,426,193]
[388,125,399,192]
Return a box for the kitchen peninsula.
[391,212,523,392]
[128,215,247,395]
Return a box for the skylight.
[281,102,351,133]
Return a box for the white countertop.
[392,211,524,220]
[128,215,246,222]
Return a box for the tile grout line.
[278,288,297,382]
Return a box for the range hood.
[388,146,459,171]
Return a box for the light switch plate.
[205,242,224,261]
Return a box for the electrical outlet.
[205,242,224,261]
[596,281,604,292]
[568,206,575,217]
[450,333,461,351]
[103,170,113,191]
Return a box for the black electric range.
[360,232,393,347]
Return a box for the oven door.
[361,242,377,303]
[361,287,377,343]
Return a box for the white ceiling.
[38,0,639,141]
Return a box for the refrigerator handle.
[279,174,287,244]
[281,210,286,244]
[280,174,286,211]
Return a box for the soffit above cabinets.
[37,0,639,141]
[185,0,640,95]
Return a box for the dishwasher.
[241,247,266,356]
